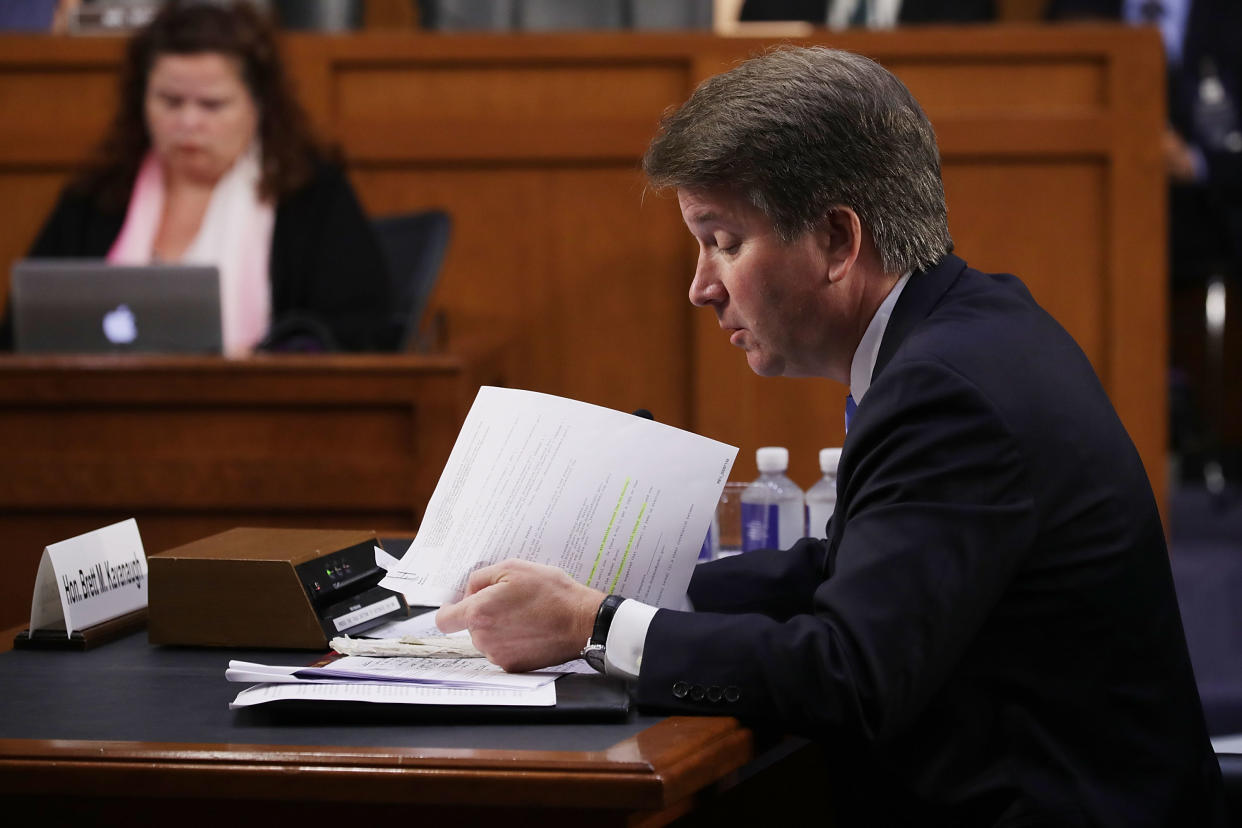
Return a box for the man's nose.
[688,254,724,307]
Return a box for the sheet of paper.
[374,545,402,572]
[229,680,556,709]
[225,655,573,689]
[380,387,736,608]
[366,608,457,639]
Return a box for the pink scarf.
[108,147,275,355]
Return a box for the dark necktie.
[845,394,857,433]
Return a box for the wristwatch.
[581,594,625,674]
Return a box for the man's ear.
[818,207,863,284]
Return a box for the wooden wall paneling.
[0,37,122,307]
[350,166,554,385]
[1103,30,1169,508]
[351,164,694,425]
[997,0,1052,21]
[544,167,692,425]
[0,41,120,164]
[894,59,1107,115]
[281,33,336,138]
[0,172,71,301]
[363,0,418,29]
[334,64,685,161]
[942,159,1108,368]
[0,28,1169,518]
[324,41,696,425]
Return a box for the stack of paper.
[227,653,579,709]
[226,606,596,709]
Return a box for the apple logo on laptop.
[102,304,138,345]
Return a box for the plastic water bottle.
[740,447,804,552]
[698,519,714,562]
[805,448,841,540]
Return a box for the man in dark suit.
[436,47,1225,825]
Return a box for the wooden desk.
[0,629,771,828]
[0,720,762,827]
[0,351,503,630]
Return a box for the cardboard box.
[148,527,390,649]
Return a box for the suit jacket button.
[672,681,689,699]
[689,684,705,701]
[706,686,723,702]
[724,685,741,702]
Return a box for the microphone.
[631,408,655,421]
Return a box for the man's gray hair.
[643,46,952,274]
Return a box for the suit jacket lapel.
[872,254,967,384]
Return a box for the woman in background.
[16,0,391,353]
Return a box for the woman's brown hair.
[78,0,322,209]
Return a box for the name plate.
[28,519,148,637]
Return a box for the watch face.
[583,644,607,674]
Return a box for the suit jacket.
[2,161,393,351]
[637,256,1224,826]
[1049,0,1242,275]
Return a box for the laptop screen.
[10,259,222,354]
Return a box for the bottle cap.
[819,448,842,473]
[756,446,789,473]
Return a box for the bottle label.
[741,503,779,552]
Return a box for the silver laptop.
[10,260,222,354]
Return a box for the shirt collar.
[849,270,911,403]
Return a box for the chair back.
[372,210,452,351]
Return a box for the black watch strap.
[591,594,626,647]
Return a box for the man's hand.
[435,559,606,673]
[1163,127,1198,183]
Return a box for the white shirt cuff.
[603,599,659,681]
